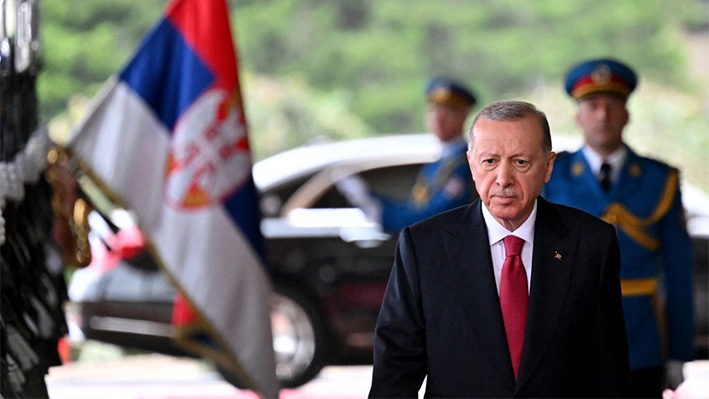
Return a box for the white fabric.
[0,126,51,246]
[582,145,627,184]
[67,78,277,397]
[334,173,382,222]
[440,136,466,159]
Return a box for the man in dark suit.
[369,100,632,398]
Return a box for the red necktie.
[500,235,528,379]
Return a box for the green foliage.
[228,0,704,134]
[243,73,372,161]
[38,0,167,120]
[39,0,709,193]
[623,83,709,192]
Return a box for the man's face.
[467,115,555,231]
[575,93,629,156]
[426,103,469,142]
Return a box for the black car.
[66,134,709,388]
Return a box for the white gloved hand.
[334,174,369,205]
[334,173,382,222]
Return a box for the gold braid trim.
[621,278,667,357]
[601,169,678,251]
[621,278,658,297]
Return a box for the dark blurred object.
[0,1,70,398]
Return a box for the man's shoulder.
[409,201,475,231]
[554,149,576,161]
[544,199,614,232]
[546,150,580,182]
[548,200,597,218]
[631,151,678,175]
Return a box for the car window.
[361,163,423,202]
[311,163,425,209]
[260,174,316,217]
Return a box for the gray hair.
[468,100,552,153]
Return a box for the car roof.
[253,133,442,191]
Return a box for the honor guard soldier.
[337,77,478,233]
[543,58,694,398]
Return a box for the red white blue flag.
[66,0,278,397]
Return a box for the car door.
[260,161,424,355]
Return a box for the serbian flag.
[65,0,278,397]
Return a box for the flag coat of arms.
[66,0,278,397]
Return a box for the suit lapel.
[515,198,576,393]
[442,200,515,389]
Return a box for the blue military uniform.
[544,59,694,374]
[544,149,694,371]
[375,77,477,233]
[376,138,474,233]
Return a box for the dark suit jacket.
[369,197,631,398]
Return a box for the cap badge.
[430,86,451,103]
[591,64,612,85]
[630,163,641,177]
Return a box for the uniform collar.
[440,135,467,159]
[581,144,627,182]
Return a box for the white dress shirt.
[581,145,627,184]
[440,136,467,159]
[481,200,537,294]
